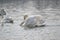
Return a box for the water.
[0,1,60,40]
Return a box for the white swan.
[20,15,45,28]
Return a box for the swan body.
[2,17,13,23]
[1,16,13,26]
[20,15,45,27]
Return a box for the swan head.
[24,15,28,20]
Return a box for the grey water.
[0,0,60,40]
